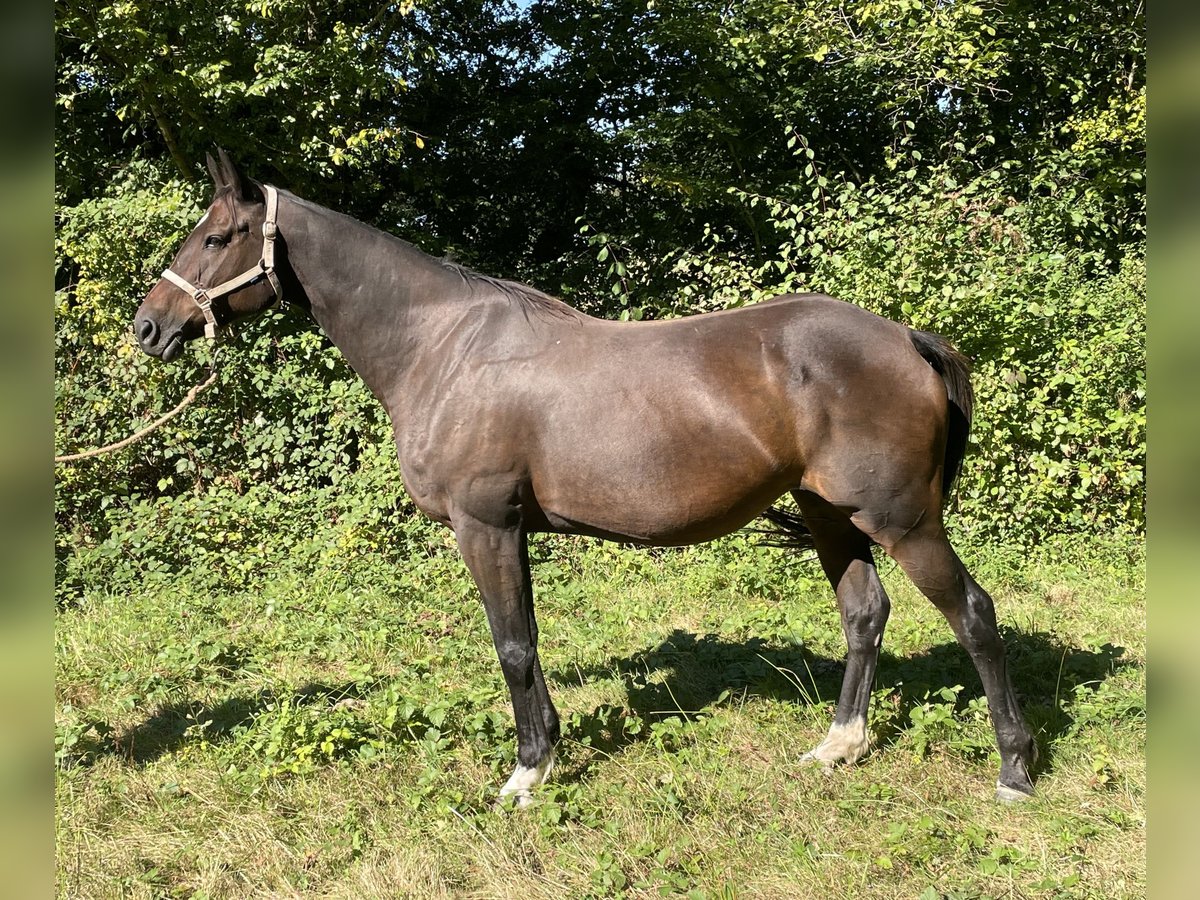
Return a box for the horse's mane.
[439,261,582,322]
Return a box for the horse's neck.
[282,194,466,403]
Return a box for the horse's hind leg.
[880,520,1037,800]
[793,491,891,767]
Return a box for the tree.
[54,0,1145,553]
[56,0,419,214]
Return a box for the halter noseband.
[161,184,283,341]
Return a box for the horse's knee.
[496,639,535,678]
[957,583,1004,654]
[834,557,890,645]
[842,590,890,650]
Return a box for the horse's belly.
[537,488,789,545]
[529,421,798,545]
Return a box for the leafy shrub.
[55,163,407,599]
[55,149,1143,604]
[788,162,1146,540]
[595,150,1144,542]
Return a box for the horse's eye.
[204,235,226,249]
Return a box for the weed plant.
[56,528,1144,898]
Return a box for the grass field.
[55,531,1144,899]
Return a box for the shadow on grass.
[546,628,1137,783]
[86,681,369,766]
[76,629,1138,788]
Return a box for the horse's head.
[135,149,282,361]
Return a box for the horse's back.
[506,293,946,543]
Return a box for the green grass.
[55,532,1145,899]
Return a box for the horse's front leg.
[452,511,559,807]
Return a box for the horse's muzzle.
[134,314,159,349]
[134,311,186,361]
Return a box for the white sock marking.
[499,751,555,807]
[801,718,870,766]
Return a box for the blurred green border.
[1148,1,1200,896]
[2,0,51,897]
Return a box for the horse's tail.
[757,327,974,549]
[757,504,816,550]
[908,328,974,498]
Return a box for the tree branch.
[142,89,193,180]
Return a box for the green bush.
[55,151,1143,601]
[55,163,404,599]
[609,153,1144,541]
[791,161,1145,540]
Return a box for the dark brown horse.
[135,151,1037,804]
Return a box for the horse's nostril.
[136,317,158,344]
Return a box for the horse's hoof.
[495,790,535,812]
[799,750,836,770]
[995,781,1035,803]
[799,720,870,769]
[994,742,1037,803]
[497,751,555,810]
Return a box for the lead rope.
[54,354,221,464]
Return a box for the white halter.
[161,185,282,341]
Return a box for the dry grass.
[56,535,1144,898]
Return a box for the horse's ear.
[216,147,243,195]
[205,151,224,188]
[211,148,264,203]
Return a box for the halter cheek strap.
[161,184,283,342]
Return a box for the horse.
[134,149,1037,804]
